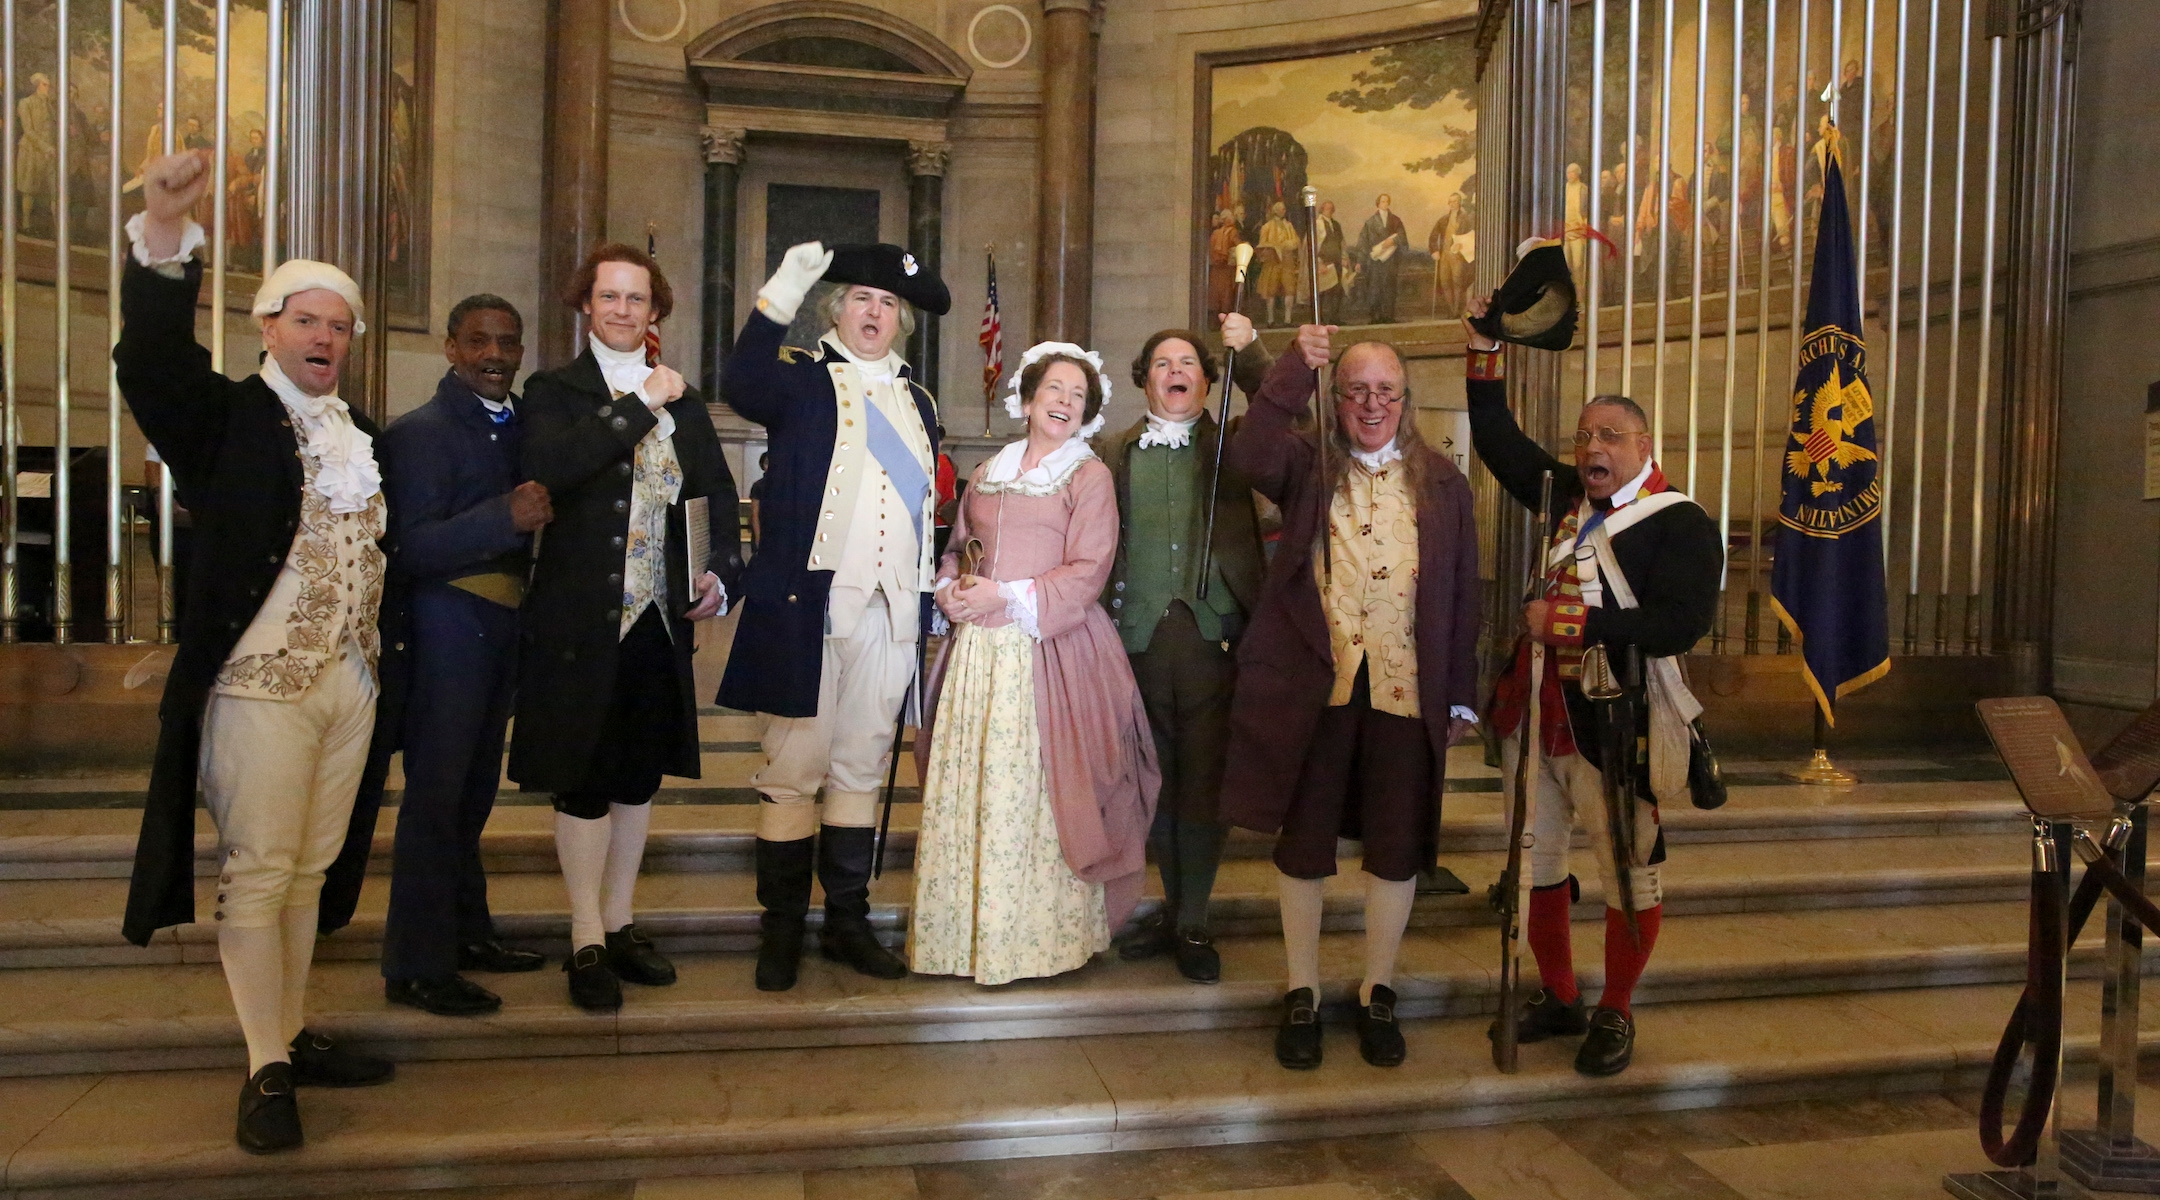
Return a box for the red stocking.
[1527,882,1578,1004]
[1597,903,1663,1015]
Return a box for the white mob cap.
[252,258,367,335]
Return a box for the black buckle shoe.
[1574,1006,1635,1076]
[385,974,503,1017]
[458,938,545,974]
[821,918,908,980]
[1274,987,1323,1070]
[604,924,678,987]
[1486,987,1590,1045]
[1416,865,1472,895]
[288,1029,394,1088]
[563,944,622,1012]
[1114,911,1174,961]
[236,1062,302,1155]
[756,917,807,992]
[1356,984,1407,1067]
[1172,928,1221,984]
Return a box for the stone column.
[1033,0,1097,344]
[906,140,951,400]
[539,0,612,367]
[700,125,745,399]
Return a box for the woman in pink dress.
[909,343,1161,985]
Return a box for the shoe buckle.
[305,1033,333,1051]
[1289,1006,1318,1025]
[257,1076,290,1097]
[1369,1002,1394,1022]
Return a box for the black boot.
[754,836,816,992]
[816,825,908,980]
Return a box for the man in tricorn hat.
[720,241,952,992]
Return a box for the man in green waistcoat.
[1098,314,1272,983]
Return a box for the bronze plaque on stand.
[1976,696,2116,821]
[2090,699,2160,804]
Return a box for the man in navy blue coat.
[720,242,950,992]
[378,295,555,1015]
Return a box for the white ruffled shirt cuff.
[125,212,206,278]
[1450,705,1478,724]
[998,579,1040,640]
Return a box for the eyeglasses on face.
[1572,426,1645,448]
[1335,386,1405,405]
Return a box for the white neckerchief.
[1137,411,1199,450]
[260,356,382,515]
[590,336,673,440]
[821,332,906,385]
[982,435,1095,487]
[1350,438,1403,471]
[1603,457,1657,509]
[480,396,512,416]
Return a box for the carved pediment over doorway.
[686,1,971,122]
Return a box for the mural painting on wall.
[7,0,430,327]
[1202,30,1478,330]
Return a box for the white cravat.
[589,336,674,440]
[1138,412,1198,450]
[259,357,382,515]
[1350,438,1403,471]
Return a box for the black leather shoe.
[1274,987,1323,1070]
[563,944,622,1012]
[1486,987,1590,1045]
[287,1029,394,1087]
[458,938,545,974]
[1416,865,1472,895]
[821,919,908,980]
[756,917,806,992]
[385,974,502,1017]
[1356,984,1407,1067]
[1574,1006,1635,1076]
[1115,911,1174,961]
[236,1062,302,1154]
[604,924,678,986]
[1172,928,1221,984]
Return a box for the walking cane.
[1300,186,1331,577]
[1493,470,1554,1073]
[1196,242,1254,602]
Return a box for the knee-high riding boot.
[816,825,908,980]
[753,836,815,992]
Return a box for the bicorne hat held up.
[824,243,952,317]
[1467,237,1578,352]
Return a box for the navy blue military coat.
[717,309,940,718]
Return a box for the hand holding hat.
[757,241,835,324]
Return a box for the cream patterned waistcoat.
[620,395,685,640]
[1313,459,1422,718]
[215,453,387,700]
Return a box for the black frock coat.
[507,350,744,793]
[715,310,941,719]
[112,258,394,945]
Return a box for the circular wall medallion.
[617,0,688,45]
[966,4,1032,71]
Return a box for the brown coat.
[1217,351,1483,840]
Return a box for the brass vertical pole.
[53,0,74,645]
[155,0,175,644]
[1,0,20,643]
[105,0,123,642]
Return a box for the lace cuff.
[125,211,206,278]
[999,579,1041,640]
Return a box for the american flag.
[979,249,1003,409]
[643,223,663,368]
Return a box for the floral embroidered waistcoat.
[621,402,684,640]
[1313,460,1421,718]
[214,455,387,700]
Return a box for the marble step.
[0,778,2030,881]
[0,896,2131,1079]
[0,829,2060,969]
[0,979,2149,1199]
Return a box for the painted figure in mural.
[1255,201,1303,327]
[1466,295,1723,1080]
[1357,193,1409,323]
[718,241,951,995]
[908,343,1160,985]
[1221,327,1482,1071]
[1100,316,1271,984]
[1313,200,1347,325]
[378,295,553,1019]
[1738,93,1764,240]
[1600,169,1626,303]
[1770,124,1796,253]
[510,242,743,1013]
[1207,209,1241,319]
[1429,191,1475,318]
[1633,155,1663,280]
[117,149,397,1155]
[228,129,267,268]
[1563,162,1590,287]
[16,72,56,235]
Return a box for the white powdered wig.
[1004,340,1111,440]
[252,258,367,335]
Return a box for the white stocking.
[1277,872,1326,996]
[278,902,319,1045]
[1360,873,1417,1006]
[602,801,653,934]
[218,922,289,1074]
[555,810,612,950]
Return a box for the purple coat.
[1217,351,1483,843]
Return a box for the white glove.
[757,241,834,324]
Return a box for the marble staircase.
[0,714,2133,1198]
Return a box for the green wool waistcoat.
[1099,412,1266,655]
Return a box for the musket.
[1196,241,1255,603]
[1493,469,1554,1073]
[1581,641,1645,950]
[1300,186,1332,578]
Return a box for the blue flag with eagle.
[1771,132,1890,723]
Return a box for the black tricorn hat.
[1468,238,1578,351]
[824,243,952,317]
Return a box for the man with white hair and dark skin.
[116,150,396,1154]
[721,241,951,993]
[1465,295,1723,1077]
[1219,324,1483,1071]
